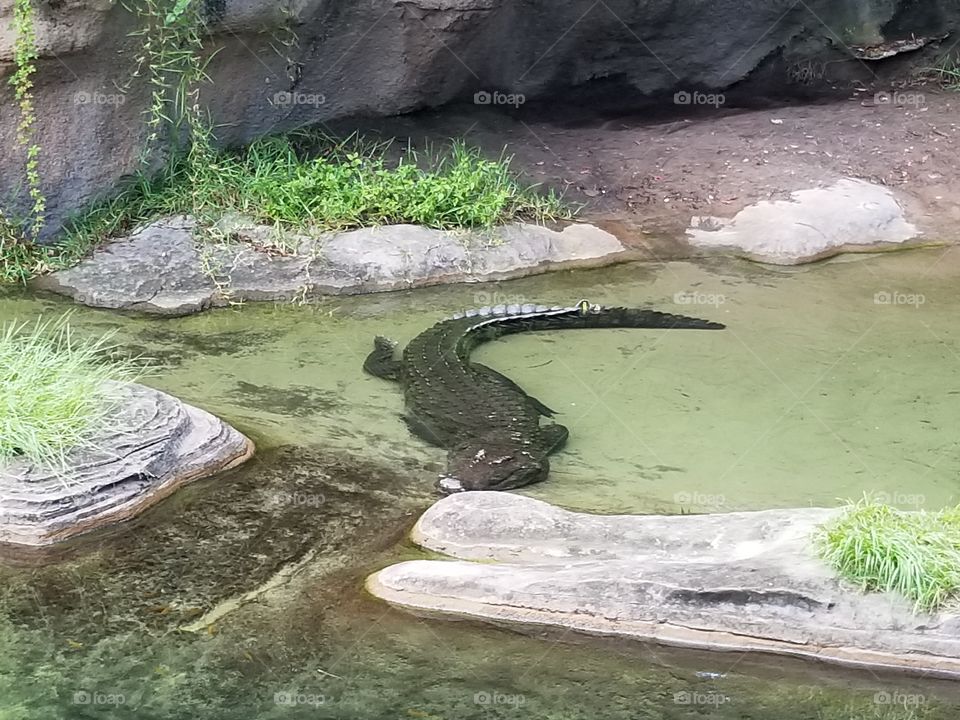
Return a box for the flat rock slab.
[0,382,253,548]
[686,178,922,264]
[34,217,627,316]
[368,492,960,678]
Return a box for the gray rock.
[686,178,922,264]
[33,217,627,315]
[1,1,953,236]
[0,382,254,547]
[367,492,960,679]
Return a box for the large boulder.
[0,382,253,547]
[367,492,960,679]
[32,216,628,315]
[1,0,958,236]
[686,178,923,264]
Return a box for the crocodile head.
[437,442,548,493]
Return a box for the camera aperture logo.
[474,90,525,108]
[474,691,525,707]
[673,90,725,108]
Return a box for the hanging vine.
[122,0,214,161]
[9,0,44,239]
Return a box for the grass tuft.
[924,54,960,91]
[53,133,571,269]
[0,314,144,470]
[2,134,571,284]
[816,497,960,612]
[1,206,103,284]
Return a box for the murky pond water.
[3,247,960,718]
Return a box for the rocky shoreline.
[34,175,930,316]
[33,217,630,316]
[367,492,960,679]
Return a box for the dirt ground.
[331,88,960,259]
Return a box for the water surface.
[2,248,960,718]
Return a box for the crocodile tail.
[597,307,725,330]
[488,307,725,334]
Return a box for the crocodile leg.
[538,422,570,455]
[363,336,403,381]
[401,411,447,447]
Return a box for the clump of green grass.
[924,54,960,91]
[2,134,570,284]
[816,497,960,612]
[1,206,104,284]
[232,137,569,230]
[1,207,48,284]
[0,315,143,470]
[55,134,570,267]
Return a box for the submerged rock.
[686,178,922,264]
[368,492,960,679]
[0,382,253,548]
[34,217,626,315]
[0,445,433,641]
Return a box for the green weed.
[0,315,144,470]
[816,497,960,612]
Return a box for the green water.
[3,249,960,718]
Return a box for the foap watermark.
[674,491,726,509]
[274,691,326,707]
[271,491,325,508]
[73,691,125,706]
[272,91,326,108]
[473,291,528,307]
[674,690,729,706]
[874,290,925,308]
[474,90,525,108]
[673,290,725,308]
[74,91,126,106]
[474,691,525,707]
[874,491,925,509]
[673,90,725,108]
[874,91,926,108]
[874,690,926,709]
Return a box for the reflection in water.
[3,249,960,717]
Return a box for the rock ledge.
[34,217,628,316]
[368,492,960,678]
[0,382,253,547]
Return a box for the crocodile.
[363,300,724,493]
